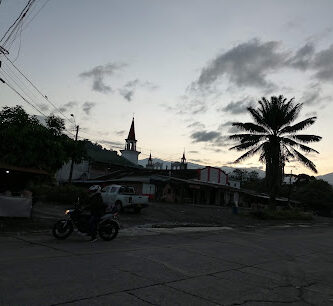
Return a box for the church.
[120,118,187,170]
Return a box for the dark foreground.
[1,226,333,305]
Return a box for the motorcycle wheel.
[99,221,119,241]
[52,220,73,239]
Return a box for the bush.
[31,184,89,205]
[251,209,313,221]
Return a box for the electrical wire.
[20,0,51,33]
[3,54,72,122]
[0,73,48,117]
[0,0,36,48]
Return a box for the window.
[110,187,117,193]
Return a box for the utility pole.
[68,124,79,183]
[287,169,292,207]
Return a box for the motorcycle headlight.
[65,210,70,215]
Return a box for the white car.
[101,184,149,213]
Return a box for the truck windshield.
[119,187,135,194]
[110,187,118,193]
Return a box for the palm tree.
[229,95,321,203]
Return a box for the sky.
[1,0,333,175]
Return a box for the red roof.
[127,118,136,141]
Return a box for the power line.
[0,74,48,117]
[3,54,72,122]
[1,0,36,48]
[0,70,76,138]
[20,0,51,33]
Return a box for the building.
[146,153,154,169]
[146,153,163,170]
[199,166,228,185]
[56,141,138,183]
[171,152,187,170]
[120,118,141,165]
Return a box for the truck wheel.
[115,201,123,213]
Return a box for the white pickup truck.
[101,184,149,213]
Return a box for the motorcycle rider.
[87,185,106,241]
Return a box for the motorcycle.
[52,205,120,241]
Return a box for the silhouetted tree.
[229,95,321,205]
[0,105,86,173]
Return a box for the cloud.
[118,79,158,101]
[218,121,239,134]
[312,45,333,81]
[142,81,158,90]
[98,139,124,150]
[191,131,221,142]
[188,150,199,154]
[82,102,96,115]
[190,130,231,148]
[187,121,205,130]
[217,96,255,114]
[58,101,78,113]
[193,39,288,91]
[288,43,315,70]
[38,103,50,112]
[305,111,317,117]
[300,83,332,107]
[119,88,135,101]
[79,63,126,93]
[115,130,126,136]
[300,83,321,106]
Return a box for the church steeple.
[127,117,136,142]
[124,117,137,151]
[120,117,140,164]
[146,152,154,169]
[181,150,186,164]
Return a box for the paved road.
[1,226,333,305]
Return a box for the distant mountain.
[138,158,265,177]
[317,173,333,185]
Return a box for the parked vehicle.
[101,184,149,213]
[52,205,120,241]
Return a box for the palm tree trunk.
[265,139,282,209]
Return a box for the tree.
[0,105,86,173]
[293,179,333,217]
[231,169,247,181]
[229,95,321,204]
[248,170,259,181]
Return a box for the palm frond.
[291,134,322,143]
[229,134,267,143]
[247,107,270,131]
[279,117,317,134]
[282,144,295,162]
[282,100,302,126]
[282,137,319,153]
[231,122,267,133]
[233,143,265,163]
[229,141,259,151]
[291,148,318,173]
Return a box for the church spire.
[120,117,140,164]
[127,117,136,141]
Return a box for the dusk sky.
[1,0,333,175]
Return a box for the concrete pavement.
[1,226,333,305]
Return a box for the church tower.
[180,151,187,170]
[146,153,154,169]
[120,118,141,165]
